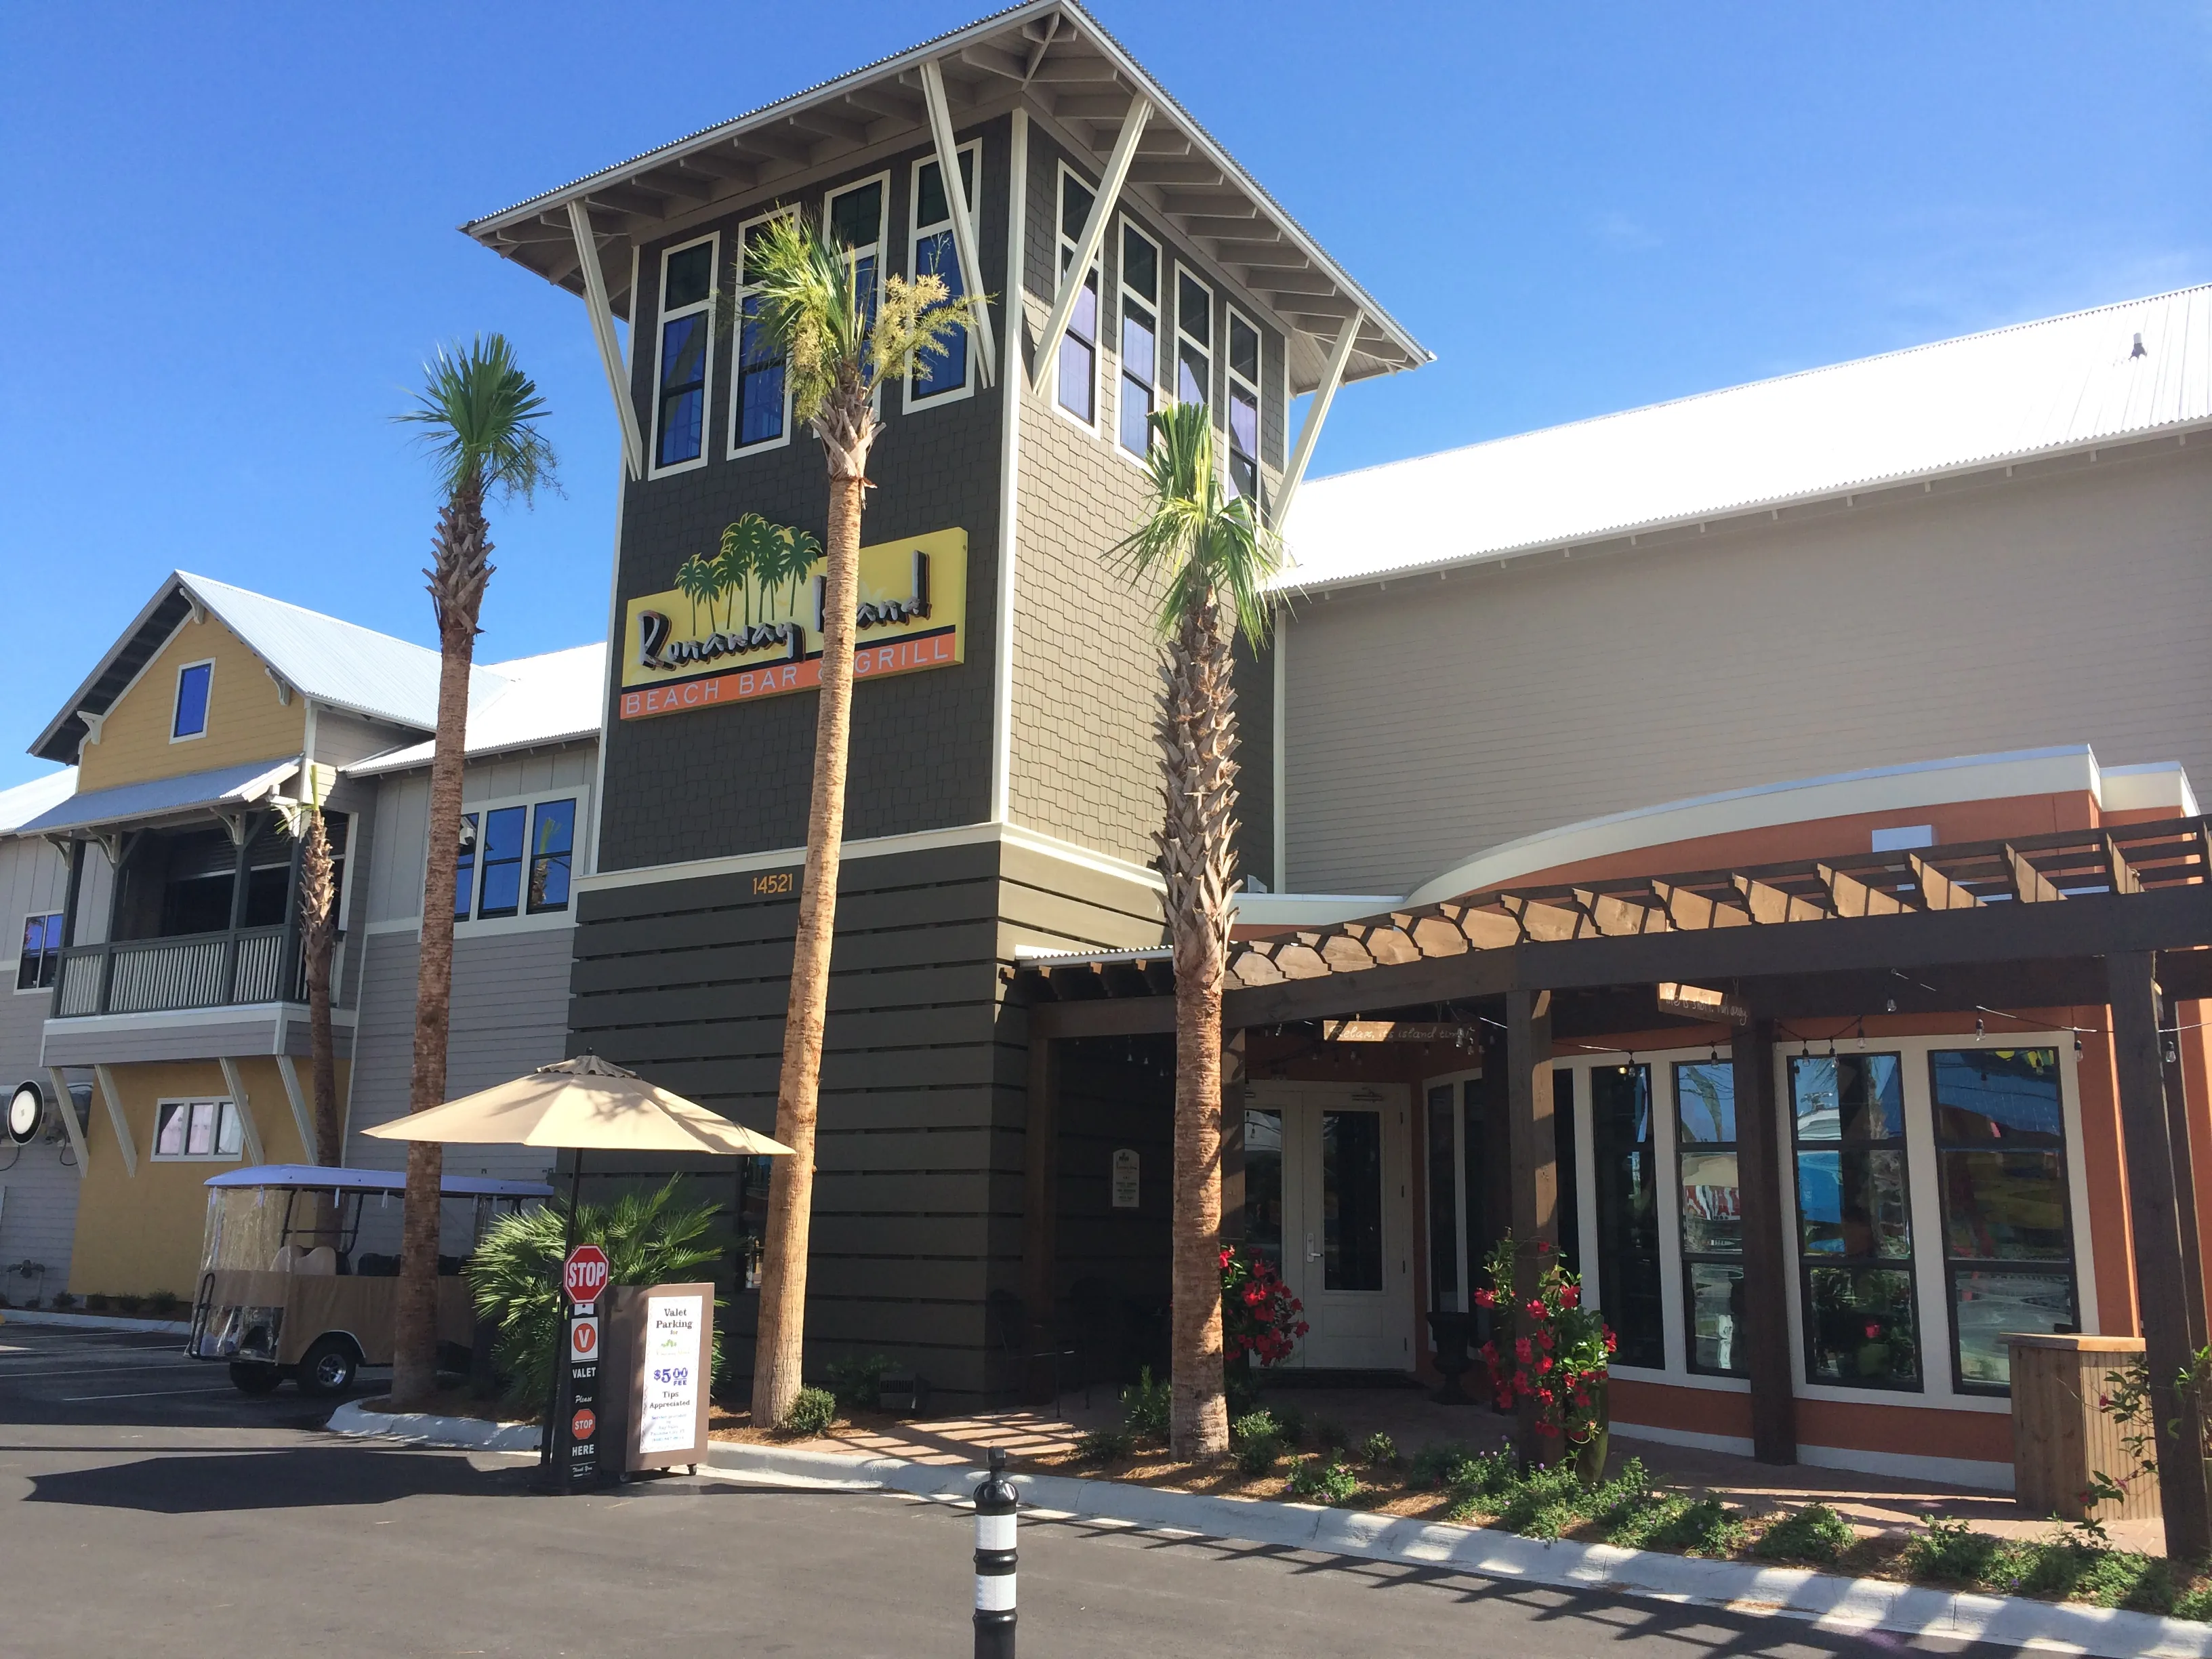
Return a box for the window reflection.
[1791,1053,1919,1389]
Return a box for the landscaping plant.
[1231,1410,1283,1475]
[1475,1233,1615,1465]
[1752,1502,1856,1565]
[468,1177,722,1408]
[1288,1453,1359,1506]
[825,1353,895,1410]
[782,1386,838,1436]
[1362,1431,1399,1469]
[1121,1366,1172,1439]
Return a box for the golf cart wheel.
[295,1336,359,1397]
[228,1361,282,1395]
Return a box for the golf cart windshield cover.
[204,1164,553,1198]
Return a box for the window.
[1425,1083,1458,1309]
[172,660,213,741]
[651,237,716,472]
[1226,307,1263,504]
[1791,1052,1919,1390]
[526,798,577,914]
[730,211,796,453]
[453,813,478,921]
[153,1097,243,1162]
[1590,1063,1664,1367]
[1242,1105,1284,1270]
[907,146,979,405]
[475,805,527,919]
[1932,1048,2078,1391]
[17,913,62,991]
[1054,167,1100,425]
[825,175,887,335]
[1674,1061,1745,1376]
[453,796,579,925]
[1174,268,1213,409]
[1118,222,1161,456]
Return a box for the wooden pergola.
[1015,814,2212,1557]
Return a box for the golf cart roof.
[204,1164,553,1198]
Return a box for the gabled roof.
[30,571,508,763]
[15,758,301,839]
[459,1,1426,392]
[345,643,606,777]
[1283,283,2212,592]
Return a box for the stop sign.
[563,1244,611,1306]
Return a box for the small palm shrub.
[1288,1454,1359,1505]
[468,1177,724,1408]
[1754,1503,1856,1564]
[1121,1366,1172,1439]
[783,1386,837,1435]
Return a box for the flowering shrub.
[1221,1245,1309,1368]
[1475,1233,1616,1453]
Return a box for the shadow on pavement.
[23,1447,525,1514]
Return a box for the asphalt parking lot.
[0,1317,2013,1658]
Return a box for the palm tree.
[295,785,341,1168]
[723,213,981,1428]
[387,335,557,1409]
[676,553,716,635]
[1107,400,1284,1459]
[760,522,821,622]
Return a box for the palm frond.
[1106,401,1284,647]
[394,333,559,504]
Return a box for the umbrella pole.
[541,1148,583,1467]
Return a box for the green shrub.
[1236,1433,1282,1475]
[2173,1578,2212,1621]
[1229,1410,1277,1446]
[1121,1366,1171,1439]
[1754,1502,1856,1565]
[1982,1536,2175,1612]
[1406,1439,1490,1490]
[1583,1459,1655,1532]
[1271,1404,1305,1448]
[1602,1491,1744,1555]
[1288,1454,1358,1506]
[781,1386,837,1435]
[468,1177,726,1408]
[825,1353,895,1410]
[1362,1431,1399,1469]
[50,1292,76,1311]
[1902,1515,2003,1584]
[85,1294,110,1313]
[113,1294,144,1315]
[1074,1428,1131,1464]
[1492,1462,1587,1539]
[145,1290,184,1318]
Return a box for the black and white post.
[972,1446,1017,1658]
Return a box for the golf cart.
[186,1164,551,1396]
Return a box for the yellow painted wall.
[77,611,304,791]
[66,1057,346,1296]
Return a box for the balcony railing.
[50,926,343,1019]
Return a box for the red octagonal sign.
[564,1244,611,1306]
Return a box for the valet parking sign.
[553,1244,611,1492]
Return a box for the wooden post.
[1506,988,1555,1462]
[2158,981,2210,1355]
[1019,1029,1060,1335]
[1731,1016,1798,1464]
[2109,950,2211,1562]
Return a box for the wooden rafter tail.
[1653,880,1751,930]
[1733,874,1828,924]
[1576,888,1670,937]
[1409,910,1471,958]
[1227,950,1283,988]
[1458,906,1523,950]
[1908,853,1984,912]
[1273,940,1331,979]
[1321,933,1376,972]
[2005,845,2066,904]
[1050,962,1107,999]
[1818,861,1907,918]
[1500,892,1591,943]
[2106,833,2144,897]
[1355,923,1422,966]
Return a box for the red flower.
[1538,1357,1554,1374]
[1244,1284,1265,1306]
[1863,1322,1882,1340]
[1524,1299,1545,1322]
[1473,1288,1496,1309]
[1294,1322,1309,1337]
[1536,1239,1551,1253]
[1559,1284,1580,1310]
[1219,1247,1234,1269]
[1538,1330,1554,1351]
[1515,1337,1533,1364]
[1603,1331,1618,1354]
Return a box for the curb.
[325,1397,541,1454]
[701,1443,2212,1659]
[0,1309,193,1335]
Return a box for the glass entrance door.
[1242,1082,1413,1371]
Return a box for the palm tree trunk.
[1159,600,1238,1460]
[393,478,493,1408]
[752,390,875,1427]
[298,804,341,1166]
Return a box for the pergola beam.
[920,59,998,388]
[1028,92,1152,397]
[567,200,645,480]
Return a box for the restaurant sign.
[618,518,966,720]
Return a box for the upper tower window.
[172,659,213,741]
[731,211,796,453]
[1175,269,1213,410]
[1054,168,1099,427]
[907,145,979,405]
[652,236,716,473]
[825,176,887,333]
[1118,222,1160,457]
[1227,308,1263,504]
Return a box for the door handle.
[1305,1232,1322,1261]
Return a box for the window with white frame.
[1675,1059,1746,1376]
[153,1097,243,1161]
[17,913,62,991]
[825,174,887,333]
[1790,1051,1921,1391]
[1117,221,1161,456]
[1174,268,1213,409]
[453,796,580,924]
[1226,306,1263,502]
[730,210,797,453]
[172,659,213,740]
[1054,167,1100,426]
[907,145,979,405]
[651,236,716,472]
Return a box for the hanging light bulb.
[2074,1034,2085,1059]
[1975,1015,1985,1043]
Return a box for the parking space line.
[61,1384,239,1401]
[0,1364,203,1380]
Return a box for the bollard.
[972,1446,1017,1658]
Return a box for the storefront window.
[1591,1063,1662,1368]
[1933,1048,2076,1391]
[1322,1109,1383,1292]
[1243,1107,1284,1271]
[1425,1084,1458,1309]
[1675,1061,1744,1375]
[1790,1052,1919,1389]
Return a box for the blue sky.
[2,3,2207,789]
